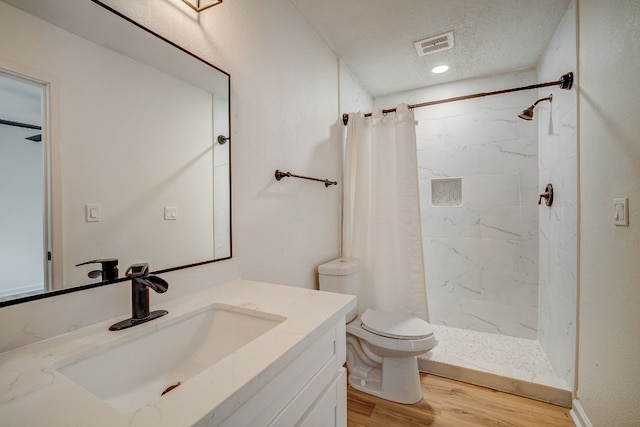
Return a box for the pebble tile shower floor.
[418,324,572,407]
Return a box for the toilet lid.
[360,309,433,339]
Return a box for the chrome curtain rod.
[275,169,337,187]
[342,72,573,125]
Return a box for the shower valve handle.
[538,193,548,205]
[538,183,554,207]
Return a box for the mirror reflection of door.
[0,71,49,301]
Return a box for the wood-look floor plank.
[347,373,574,427]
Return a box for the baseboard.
[570,399,593,427]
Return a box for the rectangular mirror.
[0,0,231,306]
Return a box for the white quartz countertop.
[0,280,355,426]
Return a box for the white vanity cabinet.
[214,321,347,427]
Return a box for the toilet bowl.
[318,258,437,404]
[346,309,436,403]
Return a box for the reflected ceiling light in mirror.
[182,0,223,12]
[431,65,449,74]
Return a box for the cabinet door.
[299,368,346,427]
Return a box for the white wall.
[576,1,640,425]
[0,125,44,297]
[213,93,231,259]
[377,71,540,339]
[339,62,373,117]
[536,0,578,391]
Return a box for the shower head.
[518,94,553,121]
[518,106,535,121]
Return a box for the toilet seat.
[360,309,433,340]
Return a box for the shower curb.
[418,353,572,408]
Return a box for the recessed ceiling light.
[432,65,449,74]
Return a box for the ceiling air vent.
[414,31,454,57]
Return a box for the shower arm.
[532,94,553,108]
[342,72,573,125]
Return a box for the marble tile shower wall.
[410,73,540,339]
[536,0,578,389]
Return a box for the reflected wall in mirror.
[0,0,231,306]
[0,72,47,299]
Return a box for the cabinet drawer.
[269,356,338,426]
[298,368,346,427]
[216,326,337,426]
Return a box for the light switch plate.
[613,198,629,226]
[164,206,177,220]
[86,204,101,222]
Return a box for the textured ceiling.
[290,0,571,97]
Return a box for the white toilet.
[318,257,437,404]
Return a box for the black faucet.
[75,258,119,281]
[109,263,169,331]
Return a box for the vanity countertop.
[0,280,355,426]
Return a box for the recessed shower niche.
[431,178,462,207]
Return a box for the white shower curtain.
[343,104,429,321]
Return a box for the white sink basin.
[54,303,285,412]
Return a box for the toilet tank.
[318,258,362,322]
